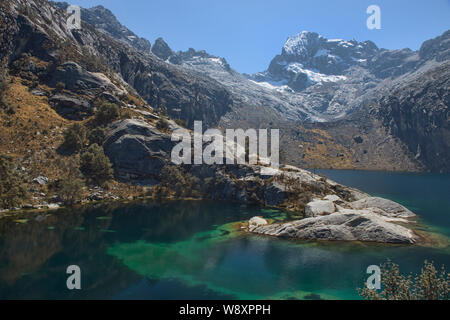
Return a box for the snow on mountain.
[248,31,379,92]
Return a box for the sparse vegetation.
[80,144,114,185]
[359,260,449,300]
[0,154,28,209]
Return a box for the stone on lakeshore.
[251,212,416,244]
[323,195,341,202]
[305,200,336,217]
[249,216,268,231]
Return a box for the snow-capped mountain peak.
[248,30,379,92]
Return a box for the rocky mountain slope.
[0,0,448,175]
[46,1,450,172]
[148,32,448,172]
[0,0,441,244]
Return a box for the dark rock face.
[49,93,93,120]
[103,119,175,182]
[49,62,116,95]
[151,38,174,61]
[419,30,450,62]
[375,62,450,172]
[368,48,418,79]
[264,181,287,206]
[102,120,171,184]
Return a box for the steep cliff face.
[375,62,450,172]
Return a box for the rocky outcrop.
[304,200,336,217]
[49,93,93,120]
[250,211,416,244]
[49,62,119,96]
[349,197,415,218]
[1,0,233,129]
[250,193,418,244]
[248,216,268,231]
[103,119,175,182]
[51,2,152,53]
[151,38,174,61]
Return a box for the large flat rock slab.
[350,197,415,218]
[251,212,417,244]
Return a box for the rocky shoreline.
[1,116,422,245]
[248,195,418,244]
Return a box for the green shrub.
[88,127,106,146]
[62,123,88,153]
[0,154,28,209]
[55,81,65,92]
[359,260,449,300]
[80,144,113,185]
[56,177,85,206]
[0,70,7,96]
[174,119,187,128]
[160,165,200,198]
[156,118,170,131]
[93,100,120,126]
[0,67,8,108]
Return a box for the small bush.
[359,260,449,300]
[0,154,28,209]
[88,127,106,146]
[156,118,170,131]
[174,119,187,128]
[55,177,85,206]
[80,144,113,185]
[0,66,8,108]
[55,81,65,92]
[93,100,120,126]
[160,165,200,198]
[62,123,88,153]
[120,109,132,120]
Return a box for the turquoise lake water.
[0,170,448,300]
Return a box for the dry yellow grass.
[298,127,356,169]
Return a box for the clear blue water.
[0,170,448,300]
[315,169,450,237]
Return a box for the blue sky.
[61,0,450,73]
